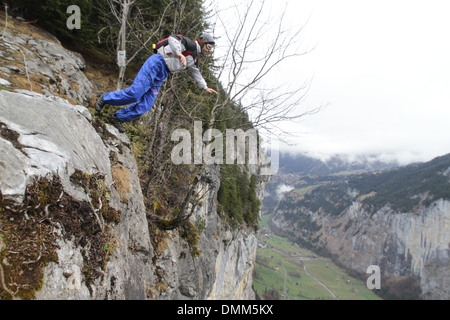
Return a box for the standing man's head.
[197,33,215,55]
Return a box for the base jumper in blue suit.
[95,33,218,133]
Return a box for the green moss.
[156,218,179,230]
[0,172,121,299]
[70,169,121,224]
[179,222,202,258]
[0,178,63,300]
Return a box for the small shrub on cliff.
[217,165,261,230]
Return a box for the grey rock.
[1,31,93,104]
[0,89,263,300]
[0,24,264,300]
[0,78,11,87]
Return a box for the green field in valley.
[253,214,381,300]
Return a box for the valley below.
[253,215,381,300]
[254,153,450,300]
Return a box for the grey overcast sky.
[210,0,450,164]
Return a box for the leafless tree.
[102,0,178,90]
[207,0,321,139]
[104,0,136,90]
[101,0,210,90]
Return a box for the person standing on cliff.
[95,33,218,133]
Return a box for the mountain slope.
[270,153,450,299]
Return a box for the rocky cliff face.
[271,188,450,300]
[0,27,263,300]
[144,163,260,300]
[0,25,92,104]
[0,89,260,300]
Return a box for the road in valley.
[265,242,339,300]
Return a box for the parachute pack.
[152,34,199,66]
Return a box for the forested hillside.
[279,153,450,216]
[270,153,450,299]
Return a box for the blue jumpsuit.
[103,53,169,122]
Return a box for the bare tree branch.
[208,0,319,137]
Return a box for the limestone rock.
[0,23,264,300]
[0,90,154,300]
[0,89,262,300]
[0,30,92,104]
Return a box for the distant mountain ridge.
[278,152,399,176]
[262,152,399,214]
[279,153,450,216]
[269,152,450,299]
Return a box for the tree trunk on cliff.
[102,0,201,91]
[112,0,135,90]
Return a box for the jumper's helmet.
[197,33,215,48]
